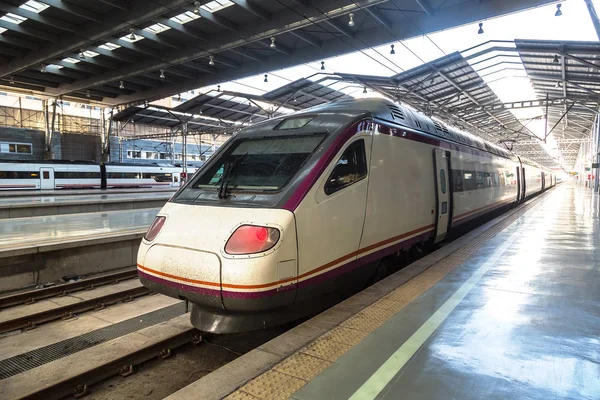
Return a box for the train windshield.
[176,134,326,199]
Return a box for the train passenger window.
[42,171,49,179]
[463,172,476,191]
[439,169,447,194]
[452,170,464,192]
[325,140,367,195]
[475,172,485,189]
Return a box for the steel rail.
[0,285,149,334]
[0,268,138,309]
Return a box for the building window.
[0,142,32,154]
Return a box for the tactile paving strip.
[0,302,185,380]
[227,196,546,400]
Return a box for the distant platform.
[0,192,171,218]
[0,187,176,198]
[0,208,159,292]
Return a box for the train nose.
[136,202,298,314]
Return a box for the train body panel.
[137,98,557,333]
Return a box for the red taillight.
[144,216,166,242]
[225,225,280,255]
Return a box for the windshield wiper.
[218,153,247,199]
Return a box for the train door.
[516,167,521,203]
[172,173,180,187]
[433,149,451,243]
[39,167,54,190]
[521,167,526,201]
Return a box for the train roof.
[301,98,516,160]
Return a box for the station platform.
[168,182,600,400]
[0,192,171,219]
[0,187,175,198]
[0,208,159,292]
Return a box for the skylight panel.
[99,42,121,51]
[170,11,200,24]
[201,0,234,13]
[145,23,170,34]
[47,64,63,70]
[0,28,6,34]
[20,0,50,13]
[63,57,80,64]
[82,50,99,58]
[1,13,27,25]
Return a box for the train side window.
[463,172,476,191]
[439,169,447,194]
[452,170,464,192]
[325,140,367,195]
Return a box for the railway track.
[0,269,289,400]
[0,268,149,334]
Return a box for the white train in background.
[137,98,556,334]
[0,161,199,190]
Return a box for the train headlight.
[144,216,166,242]
[225,225,280,255]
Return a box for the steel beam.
[231,0,271,20]
[50,0,558,104]
[0,0,191,78]
[415,0,435,16]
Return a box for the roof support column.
[584,0,600,40]
[182,122,188,180]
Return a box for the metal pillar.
[101,108,113,163]
[595,115,600,192]
[584,0,600,41]
[43,99,57,160]
[182,122,188,181]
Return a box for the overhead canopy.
[334,39,600,170]
[261,77,355,110]
[0,0,558,106]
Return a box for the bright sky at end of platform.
[189,0,600,163]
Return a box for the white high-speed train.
[0,161,198,190]
[137,98,555,333]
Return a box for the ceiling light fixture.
[264,74,268,83]
[555,4,562,17]
[194,1,202,14]
[79,49,86,59]
[363,86,367,94]
[129,28,137,41]
[555,80,563,88]
[119,80,124,89]
[270,37,276,49]
[553,54,560,63]
[430,78,435,85]
[217,85,221,92]
[40,64,47,73]
[86,90,91,98]
[321,61,325,70]
[9,76,14,85]
[209,55,214,66]
[478,22,484,35]
[390,44,395,55]
[160,69,165,79]
[177,93,182,101]
[348,13,355,27]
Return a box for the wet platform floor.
[0,208,160,249]
[0,192,172,208]
[289,183,600,400]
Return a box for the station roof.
[332,39,600,170]
[0,0,559,106]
